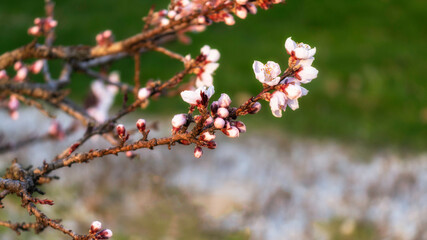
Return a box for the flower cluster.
[89,221,113,240]
[96,30,114,47]
[253,37,318,117]
[28,17,57,36]
[195,45,220,87]
[12,60,44,82]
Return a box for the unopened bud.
[249,102,261,114]
[136,119,146,132]
[201,132,216,141]
[236,0,248,4]
[138,88,151,100]
[160,18,170,26]
[171,114,187,129]
[235,121,246,133]
[235,6,248,19]
[28,26,41,36]
[90,221,102,233]
[103,30,112,38]
[224,14,235,26]
[218,93,231,108]
[0,70,8,80]
[15,68,28,82]
[204,116,214,126]
[98,229,113,238]
[217,107,229,118]
[210,101,219,115]
[194,146,203,158]
[206,141,217,149]
[168,10,177,19]
[223,126,240,138]
[246,3,257,15]
[116,124,126,137]
[30,60,44,74]
[214,117,225,129]
[14,61,23,70]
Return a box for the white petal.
[301,86,308,96]
[180,90,199,104]
[200,45,211,55]
[207,49,220,62]
[299,66,318,83]
[298,57,314,67]
[200,72,213,87]
[286,84,302,100]
[285,37,296,54]
[266,77,281,86]
[294,48,309,59]
[252,61,266,83]
[308,47,316,58]
[204,62,219,74]
[265,61,281,79]
[205,86,215,98]
[287,99,299,110]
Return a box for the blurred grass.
[0,0,426,151]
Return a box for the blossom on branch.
[252,60,282,86]
[180,86,215,106]
[196,45,220,87]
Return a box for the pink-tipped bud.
[224,14,235,26]
[90,221,102,233]
[218,93,231,108]
[217,107,229,118]
[204,116,214,126]
[98,229,113,238]
[235,6,248,19]
[172,114,187,129]
[28,26,41,36]
[30,60,44,74]
[206,141,217,149]
[246,3,258,15]
[236,0,248,4]
[126,151,136,158]
[103,30,112,38]
[116,124,126,137]
[235,121,246,133]
[48,19,58,28]
[201,132,216,141]
[136,119,146,132]
[194,146,203,158]
[96,33,103,43]
[249,102,262,114]
[138,88,151,100]
[223,126,240,138]
[210,101,219,115]
[168,10,177,19]
[0,70,8,80]
[15,67,28,82]
[14,61,23,71]
[48,121,65,140]
[214,117,225,129]
[34,18,42,25]
[197,15,207,24]
[160,18,170,26]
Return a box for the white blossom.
[218,93,232,107]
[252,60,281,86]
[172,114,187,129]
[138,87,151,100]
[180,86,215,105]
[269,91,287,118]
[285,37,316,59]
[295,66,318,84]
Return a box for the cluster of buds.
[12,60,43,82]
[89,221,113,240]
[116,124,130,143]
[95,30,114,47]
[28,17,57,36]
[253,37,318,117]
[232,0,258,20]
[194,45,220,87]
[210,93,246,137]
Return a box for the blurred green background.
[0,0,426,151]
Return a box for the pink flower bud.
[14,61,23,71]
[171,114,187,129]
[0,70,8,80]
[138,87,151,100]
[168,10,177,19]
[8,95,19,112]
[235,6,248,19]
[15,67,28,82]
[30,60,44,74]
[103,30,112,38]
[217,107,229,118]
[249,102,262,114]
[197,15,207,24]
[98,229,113,238]
[223,126,240,138]
[218,93,231,108]
[126,151,136,158]
[201,132,216,141]
[116,124,126,137]
[160,18,170,26]
[28,26,41,36]
[224,14,235,26]
[48,121,65,140]
[206,141,216,149]
[204,116,214,126]
[136,119,146,132]
[246,3,258,15]
[235,121,246,133]
[214,117,225,129]
[34,18,42,25]
[90,221,102,233]
[210,101,219,114]
[48,19,58,28]
[194,146,203,158]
